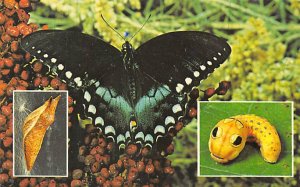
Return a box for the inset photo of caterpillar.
[13,91,68,177]
[197,101,293,177]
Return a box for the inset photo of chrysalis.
[197,101,293,177]
[13,90,68,177]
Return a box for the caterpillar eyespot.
[208,114,281,164]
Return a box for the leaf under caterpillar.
[22,95,61,171]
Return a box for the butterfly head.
[122,41,134,54]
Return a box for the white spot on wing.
[31,46,35,49]
[172,104,182,113]
[105,126,116,135]
[165,116,175,125]
[200,65,206,70]
[135,132,145,141]
[194,71,200,77]
[51,58,57,63]
[84,91,91,102]
[207,61,212,66]
[95,117,104,126]
[57,64,64,70]
[218,52,222,56]
[213,57,217,61]
[37,50,41,54]
[88,104,96,114]
[185,77,192,85]
[117,134,125,144]
[125,131,131,139]
[176,83,184,93]
[145,134,154,143]
[154,125,165,135]
[43,54,48,58]
[74,77,82,87]
[65,71,72,79]
[94,81,100,87]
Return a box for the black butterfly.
[21,30,231,151]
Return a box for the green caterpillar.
[208,114,281,164]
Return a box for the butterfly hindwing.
[136,31,231,95]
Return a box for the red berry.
[20,70,29,80]
[5,149,13,159]
[16,85,26,90]
[188,107,197,118]
[19,0,30,8]
[204,88,216,97]
[7,26,19,37]
[17,9,30,22]
[126,144,138,155]
[96,176,106,185]
[41,77,49,87]
[10,41,18,52]
[166,144,174,155]
[30,178,37,186]
[145,163,154,174]
[137,161,145,172]
[29,23,39,31]
[4,19,14,28]
[19,80,29,88]
[100,168,109,179]
[42,25,49,30]
[0,13,6,25]
[25,52,31,62]
[20,25,32,36]
[33,77,41,87]
[59,83,67,90]
[0,114,7,126]
[2,105,11,116]
[0,148,4,157]
[12,53,23,61]
[164,166,174,174]
[2,159,13,170]
[175,121,183,131]
[50,78,61,89]
[4,58,13,67]
[1,33,11,43]
[33,61,43,73]
[1,69,10,75]
[4,0,16,9]
[0,59,4,68]
[3,137,13,147]
[13,64,20,73]
[0,173,9,184]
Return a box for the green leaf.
[199,102,293,176]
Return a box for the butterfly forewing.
[21,30,123,83]
[136,31,231,95]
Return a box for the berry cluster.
[71,123,176,186]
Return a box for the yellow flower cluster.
[202,17,299,108]
[289,0,300,16]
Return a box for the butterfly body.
[21,30,231,151]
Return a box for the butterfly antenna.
[129,14,151,42]
[101,14,126,41]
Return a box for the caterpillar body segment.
[208,114,281,164]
